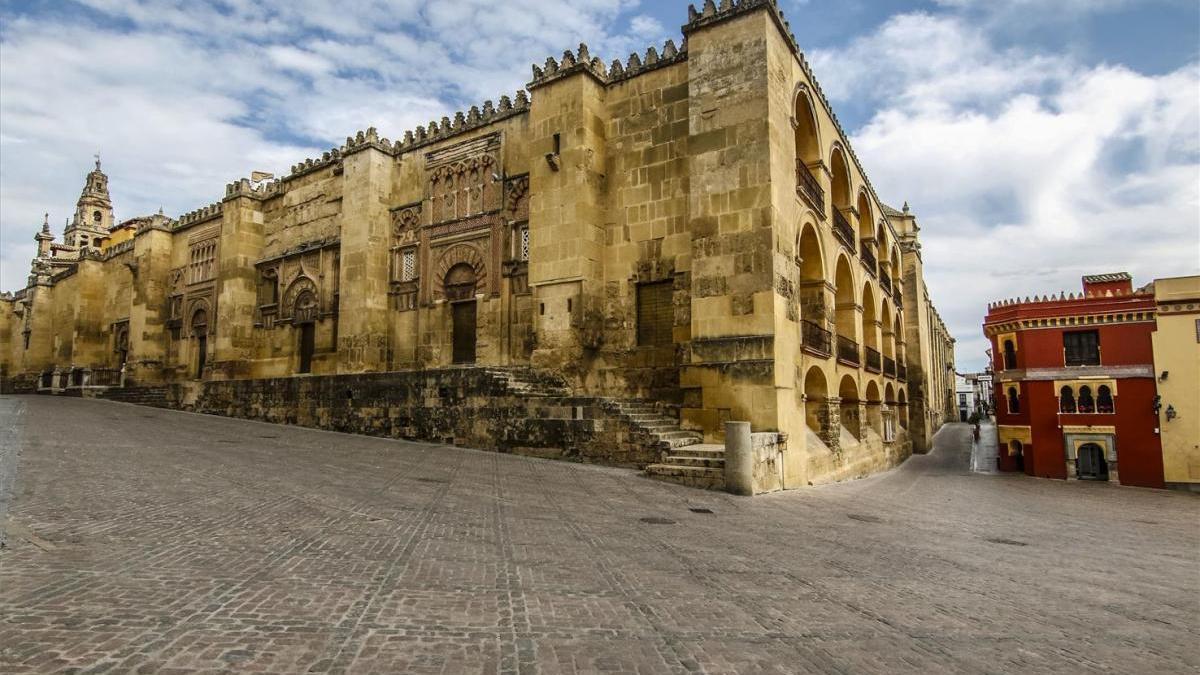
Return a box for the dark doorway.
[299,323,315,374]
[196,336,207,378]
[191,309,208,379]
[1077,442,1108,480]
[452,302,477,364]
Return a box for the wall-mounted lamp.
[1165,405,1177,421]
[1160,371,1169,381]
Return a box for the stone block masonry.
[120,367,698,468]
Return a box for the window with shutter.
[1063,330,1100,366]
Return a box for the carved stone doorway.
[445,263,478,365]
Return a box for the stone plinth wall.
[155,369,662,467]
[749,431,787,495]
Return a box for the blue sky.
[1,0,1197,369]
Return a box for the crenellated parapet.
[528,43,609,89]
[175,202,224,229]
[606,39,687,83]
[392,91,530,154]
[987,287,1154,310]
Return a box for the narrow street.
[1,396,1197,674]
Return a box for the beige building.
[0,1,955,491]
[1151,275,1200,491]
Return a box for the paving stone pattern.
[1,396,1197,674]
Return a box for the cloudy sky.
[1,0,1197,369]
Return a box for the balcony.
[880,269,892,295]
[796,161,825,214]
[860,241,877,275]
[865,346,882,373]
[801,319,832,357]
[883,356,896,379]
[832,209,855,250]
[898,362,908,381]
[836,335,860,366]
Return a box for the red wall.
[991,321,1155,372]
[993,378,1164,489]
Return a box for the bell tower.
[64,155,113,248]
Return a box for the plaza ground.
[0,395,1196,674]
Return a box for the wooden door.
[299,323,315,374]
[196,335,207,379]
[1077,443,1107,480]
[452,302,477,364]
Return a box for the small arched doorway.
[1009,440,1025,472]
[1077,442,1108,481]
[445,263,478,364]
[294,290,318,374]
[191,309,208,379]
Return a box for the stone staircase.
[644,444,727,490]
[481,367,715,479]
[479,367,571,397]
[98,385,174,408]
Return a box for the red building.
[983,273,1164,488]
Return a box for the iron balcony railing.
[865,346,882,373]
[837,335,860,366]
[88,368,124,387]
[860,241,878,274]
[883,355,896,378]
[832,209,855,250]
[898,362,908,381]
[880,269,892,295]
[796,161,825,213]
[801,319,832,357]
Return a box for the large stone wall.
[160,369,662,468]
[0,1,954,490]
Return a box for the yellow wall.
[1152,275,1200,487]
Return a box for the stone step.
[658,436,702,450]
[656,430,702,441]
[672,444,725,459]
[661,455,724,469]
[644,464,726,491]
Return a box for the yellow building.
[0,1,956,491]
[1151,275,1200,491]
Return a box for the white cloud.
[0,0,665,291]
[811,13,1200,369]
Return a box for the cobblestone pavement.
[1,396,1197,674]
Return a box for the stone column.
[820,397,842,452]
[724,421,754,496]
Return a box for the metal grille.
[1063,330,1099,366]
[519,226,530,261]
[637,281,673,347]
[401,249,416,281]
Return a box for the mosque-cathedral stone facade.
[0,1,956,492]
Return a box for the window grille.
[1063,330,1100,366]
[402,249,417,281]
[519,226,530,261]
[1097,385,1114,414]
